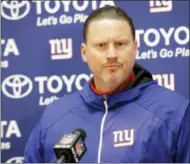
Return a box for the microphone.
[54,129,87,163]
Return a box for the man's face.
[81,19,137,87]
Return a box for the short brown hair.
[83,6,136,43]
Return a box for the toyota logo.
[5,156,24,163]
[2,75,33,99]
[1,1,30,20]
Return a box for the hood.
[80,63,156,111]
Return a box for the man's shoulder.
[136,83,189,122]
[46,91,82,111]
[39,91,84,129]
[144,84,189,105]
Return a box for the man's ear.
[81,43,87,63]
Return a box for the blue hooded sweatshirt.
[24,64,189,163]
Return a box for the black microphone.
[54,129,87,163]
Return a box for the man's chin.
[103,75,122,84]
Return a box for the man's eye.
[98,43,105,47]
[116,42,124,46]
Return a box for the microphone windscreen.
[73,129,86,140]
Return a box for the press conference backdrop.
[1,0,189,163]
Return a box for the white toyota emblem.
[2,74,33,99]
[5,156,24,163]
[1,1,30,20]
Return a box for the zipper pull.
[102,95,108,111]
[103,95,107,101]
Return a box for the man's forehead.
[87,19,132,41]
[88,18,130,28]
[91,36,130,43]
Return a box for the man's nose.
[106,45,118,60]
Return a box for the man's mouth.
[104,63,121,68]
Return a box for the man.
[24,6,189,163]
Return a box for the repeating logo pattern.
[2,1,189,163]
